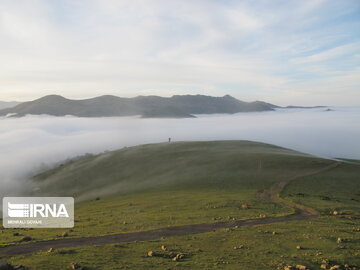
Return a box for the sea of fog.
[0,107,359,197]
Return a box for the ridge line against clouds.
[0,0,359,105]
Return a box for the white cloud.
[225,8,263,32]
[0,0,359,105]
[1,108,360,198]
[291,42,360,64]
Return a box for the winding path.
[0,163,339,257]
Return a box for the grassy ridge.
[31,141,332,199]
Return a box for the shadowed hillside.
[0,94,274,118]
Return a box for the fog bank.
[0,107,359,198]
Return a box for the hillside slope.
[30,141,333,200]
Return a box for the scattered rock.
[161,245,168,251]
[233,245,244,250]
[147,251,155,257]
[241,204,249,209]
[172,253,185,261]
[296,245,302,250]
[168,252,176,258]
[177,253,184,259]
[320,264,327,269]
[272,231,277,235]
[284,265,309,270]
[62,232,69,237]
[331,210,344,216]
[337,237,343,243]
[69,262,83,270]
[47,248,54,253]
[326,264,357,270]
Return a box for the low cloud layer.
[0,107,359,198]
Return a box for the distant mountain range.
[0,94,325,118]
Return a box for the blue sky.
[0,0,359,105]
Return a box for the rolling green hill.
[2,140,339,245]
[30,140,332,200]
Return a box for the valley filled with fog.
[1,107,359,198]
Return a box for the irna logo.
[7,202,69,218]
[3,197,74,228]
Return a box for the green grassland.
[6,216,359,270]
[1,141,359,269]
[0,189,291,245]
[1,141,329,244]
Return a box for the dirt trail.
[0,163,339,257]
[257,162,339,216]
